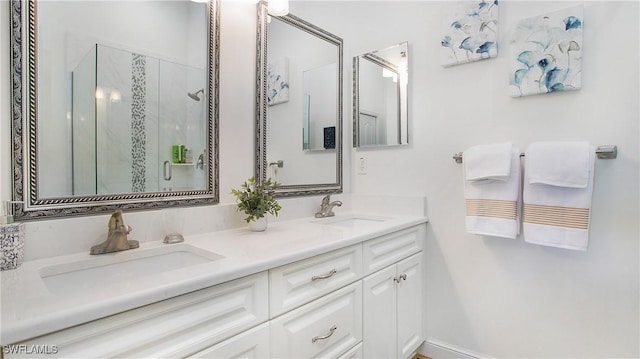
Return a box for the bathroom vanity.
[1,212,427,358]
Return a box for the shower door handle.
[163,160,172,181]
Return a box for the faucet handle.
[321,195,331,205]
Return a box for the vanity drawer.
[269,244,363,317]
[338,342,363,359]
[270,282,363,358]
[6,272,268,359]
[188,322,270,359]
[363,225,423,275]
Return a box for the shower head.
[187,89,204,101]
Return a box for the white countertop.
[1,212,427,345]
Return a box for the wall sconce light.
[268,0,289,16]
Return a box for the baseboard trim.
[419,339,493,359]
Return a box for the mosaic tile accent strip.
[131,53,147,192]
[1,223,25,271]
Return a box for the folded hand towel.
[464,145,521,239]
[526,141,591,188]
[523,143,595,250]
[463,142,513,181]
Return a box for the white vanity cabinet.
[268,224,424,359]
[361,225,425,359]
[2,221,426,359]
[4,272,269,359]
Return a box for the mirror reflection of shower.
[70,43,207,195]
[188,89,204,101]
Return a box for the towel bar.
[452,145,617,164]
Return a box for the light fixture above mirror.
[268,0,289,16]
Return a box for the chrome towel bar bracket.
[453,145,617,164]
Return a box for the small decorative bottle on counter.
[1,201,24,271]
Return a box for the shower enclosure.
[71,44,206,195]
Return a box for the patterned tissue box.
[1,223,25,271]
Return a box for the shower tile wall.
[158,62,206,192]
[131,53,148,192]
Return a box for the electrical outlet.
[358,157,367,175]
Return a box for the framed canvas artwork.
[267,58,290,106]
[509,6,583,97]
[440,0,499,67]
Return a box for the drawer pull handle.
[311,269,337,281]
[312,325,338,343]
[394,274,407,283]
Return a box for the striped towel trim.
[523,203,590,230]
[465,199,517,220]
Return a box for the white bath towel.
[463,145,521,239]
[523,142,595,251]
[526,141,591,188]
[463,142,513,181]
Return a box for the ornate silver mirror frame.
[255,1,343,197]
[9,0,220,220]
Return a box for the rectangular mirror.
[10,0,220,219]
[256,2,343,196]
[353,42,409,147]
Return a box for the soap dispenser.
[1,201,25,271]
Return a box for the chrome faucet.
[315,195,343,218]
[90,210,140,255]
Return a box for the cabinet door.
[362,265,397,359]
[396,253,423,359]
[188,323,270,359]
[270,282,362,358]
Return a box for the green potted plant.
[231,177,281,231]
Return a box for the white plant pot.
[248,217,268,232]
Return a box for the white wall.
[292,1,639,357]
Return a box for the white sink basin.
[39,244,223,294]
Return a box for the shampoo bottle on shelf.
[185,147,193,164]
[172,145,182,164]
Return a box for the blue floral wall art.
[267,58,289,106]
[509,6,583,97]
[440,0,499,67]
